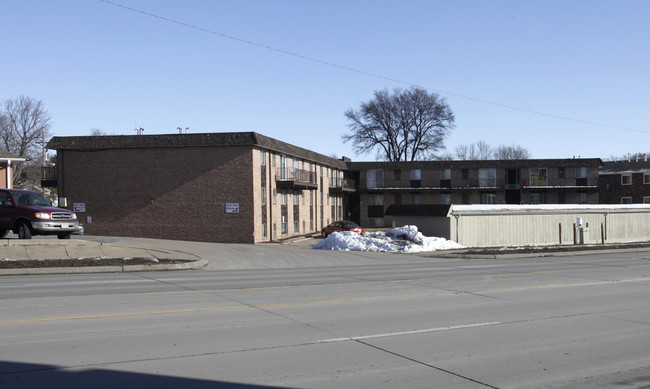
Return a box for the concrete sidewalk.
[0,237,207,275]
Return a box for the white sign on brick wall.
[225,203,239,213]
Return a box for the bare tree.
[456,141,530,160]
[342,87,455,161]
[90,128,107,136]
[455,140,493,160]
[0,95,52,185]
[494,144,531,160]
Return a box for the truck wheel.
[18,222,32,239]
[58,233,72,240]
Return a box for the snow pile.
[313,225,463,253]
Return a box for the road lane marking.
[3,276,649,325]
[320,322,502,343]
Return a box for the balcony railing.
[329,178,357,193]
[41,166,57,188]
[275,168,318,189]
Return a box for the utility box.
[579,226,590,244]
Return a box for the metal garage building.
[386,204,650,247]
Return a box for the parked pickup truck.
[0,189,83,239]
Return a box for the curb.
[428,246,650,260]
[0,258,208,276]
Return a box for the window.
[294,221,299,233]
[261,186,266,205]
[644,197,650,204]
[530,192,547,204]
[273,188,277,204]
[262,223,267,238]
[280,189,287,205]
[440,169,451,180]
[479,168,496,187]
[529,168,547,186]
[480,193,496,204]
[440,193,451,204]
[367,194,383,206]
[621,197,633,204]
[410,193,421,205]
[622,174,632,185]
[260,149,266,166]
[281,217,288,235]
[644,174,650,184]
[367,170,384,189]
[294,190,300,205]
[576,167,587,178]
[575,192,587,204]
[410,169,421,187]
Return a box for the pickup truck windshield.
[16,192,51,206]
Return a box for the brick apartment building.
[47,132,352,243]
[47,132,604,243]
[599,159,650,204]
[349,159,602,228]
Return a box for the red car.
[321,221,364,237]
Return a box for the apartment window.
[622,174,632,185]
[530,192,547,204]
[621,197,633,204]
[410,193,422,205]
[261,186,266,205]
[280,189,287,205]
[367,169,384,189]
[576,167,587,178]
[576,192,587,204]
[272,188,277,204]
[367,194,383,206]
[440,168,452,188]
[281,218,288,235]
[480,193,496,204]
[294,190,300,205]
[260,149,266,166]
[310,190,313,206]
[262,223,267,238]
[440,193,451,204]
[645,174,650,184]
[410,169,421,187]
[529,168,547,186]
[644,196,650,204]
[293,221,299,233]
[479,168,496,187]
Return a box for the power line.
[100,0,649,135]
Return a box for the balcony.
[275,168,318,190]
[329,178,357,194]
[41,166,57,188]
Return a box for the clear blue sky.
[3,0,649,161]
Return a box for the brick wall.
[59,146,256,243]
[600,173,650,203]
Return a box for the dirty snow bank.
[313,225,463,253]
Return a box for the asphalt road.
[2,246,650,388]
